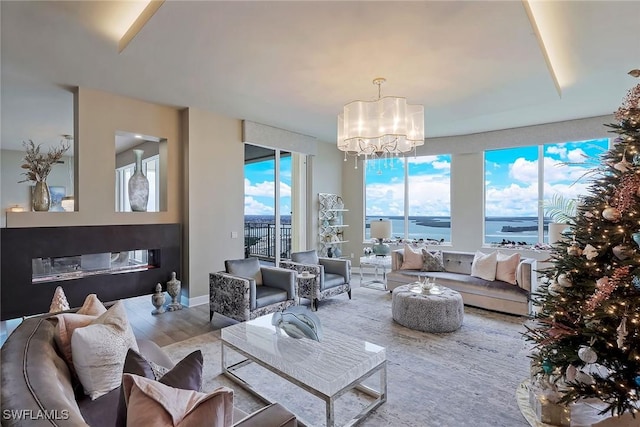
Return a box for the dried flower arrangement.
[19,139,71,183]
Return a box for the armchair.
[280,250,351,311]
[210,257,296,322]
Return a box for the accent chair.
[209,257,296,322]
[280,249,351,311]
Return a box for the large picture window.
[365,155,451,242]
[484,138,609,245]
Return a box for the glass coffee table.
[221,314,387,427]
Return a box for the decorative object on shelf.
[166,271,183,311]
[32,181,51,212]
[49,286,70,313]
[327,247,333,258]
[337,77,424,166]
[271,306,323,341]
[19,139,70,211]
[48,186,66,212]
[128,148,149,212]
[318,193,348,257]
[333,247,342,258]
[371,219,392,256]
[151,283,165,315]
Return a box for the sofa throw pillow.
[496,252,520,285]
[71,301,139,400]
[421,249,445,272]
[122,374,234,427]
[400,245,424,270]
[470,251,498,281]
[115,349,204,427]
[53,294,108,373]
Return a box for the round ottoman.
[392,284,464,332]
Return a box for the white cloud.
[244,179,291,197]
[244,196,274,215]
[567,148,587,163]
[509,157,538,182]
[546,145,567,158]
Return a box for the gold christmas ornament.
[602,207,622,222]
[612,244,634,260]
[613,157,632,172]
[567,243,582,256]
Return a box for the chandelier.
[337,78,424,166]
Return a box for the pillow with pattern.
[421,249,445,272]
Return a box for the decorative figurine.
[166,271,183,311]
[151,283,165,315]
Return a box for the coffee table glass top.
[221,314,386,397]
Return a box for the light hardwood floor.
[1,273,382,347]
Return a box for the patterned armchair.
[280,249,351,311]
[209,257,296,322]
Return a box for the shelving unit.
[318,193,349,257]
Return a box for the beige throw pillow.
[496,252,520,285]
[72,301,139,400]
[53,294,108,372]
[470,251,498,281]
[400,245,424,270]
[123,374,234,427]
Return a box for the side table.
[296,272,317,309]
[359,255,391,290]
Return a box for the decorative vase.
[166,271,183,311]
[32,181,51,211]
[128,149,149,212]
[151,283,165,315]
[333,247,342,258]
[327,247,333,258]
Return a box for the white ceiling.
[1,1,639,152]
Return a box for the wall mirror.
[115,131,167,212]
[0,82,75,222]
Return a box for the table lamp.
[370,219,392,256]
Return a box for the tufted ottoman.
[392,284,464,332]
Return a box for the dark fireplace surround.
[1,223,181,320]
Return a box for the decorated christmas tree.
[525,73,640,419]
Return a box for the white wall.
[182,107,245,305]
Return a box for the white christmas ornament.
[565,365,577,382]
[548,283,562,296]
[582,244,598,260]
[578,345,598,364]
[616,317,627,349]
[575,371,595,385]
[557,274,573,287]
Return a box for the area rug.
[163,287,532,427]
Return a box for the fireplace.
[1,224,181,320]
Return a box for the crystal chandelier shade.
[337,78,424,159]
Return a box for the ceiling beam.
[522,0,562,98]
[119,0,165,54]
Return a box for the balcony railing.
[244,222,292,261]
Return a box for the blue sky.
[244,139,609,217]
[244,156,292,215]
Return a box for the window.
[115,154,160,212]
[364,155,451,242]
[484,138,609,245]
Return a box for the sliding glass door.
[244,144,297,265]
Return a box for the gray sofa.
[386,249,537,316]
[1,314,297,427]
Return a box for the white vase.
[128,149,149,212]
